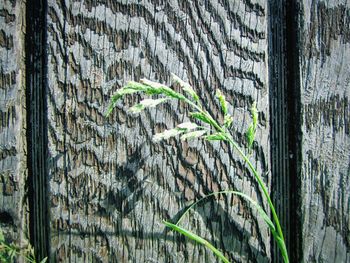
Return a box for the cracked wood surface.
[46,0,270,262]
[299,1,350,262]
[0,0,28,248]
[2,0,349,262]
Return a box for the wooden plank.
[47,0,271,262]
[0,0,28,247]
[299,1,350,262]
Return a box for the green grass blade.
[163,221,230,263]
[245,124,255,149]
[190,112,214,126]
[205,132,227,141]
[275,236,289,263]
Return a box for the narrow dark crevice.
[25,0,50,261]
[268,0,302,262]
[285,1,302,262]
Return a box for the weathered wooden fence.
[0,0,349,262]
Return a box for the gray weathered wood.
[1,0,349,262]
[47,0,271,262]
[299,1,350,262]
[0,0,28,248]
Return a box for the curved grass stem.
[164,221,230,263]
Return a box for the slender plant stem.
[164,221,230,263]
[225,135,285,241]
[184,99,288,262]
[205,241,230,263]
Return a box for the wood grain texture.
[0,0,28,248]
[299,1,350,262]
[47,0,271,262]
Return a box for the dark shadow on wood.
[106,155,268,262]
[268,0,302,262]
[25,0,50,261]
[285,0,302,262]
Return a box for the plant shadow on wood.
[100,147,149,217]
[53,189,269,262]
[48,132,269,261]
[67,141,270,262]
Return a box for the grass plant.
[0,227,47,263]
[106,75,289,263]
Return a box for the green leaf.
[190,112,215,126]
[171,74,199,102]
[246,124,255,148]
[40,257,48,263]
[216,89,228,115]
[129,98,168,113]
[180,130,207,140]
[163,221,230,263]
[164,221,207,245]
[205,133,226,141]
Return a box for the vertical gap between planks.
[268,0,302,262]
[25,0,50,261]
[285,0,302,262]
